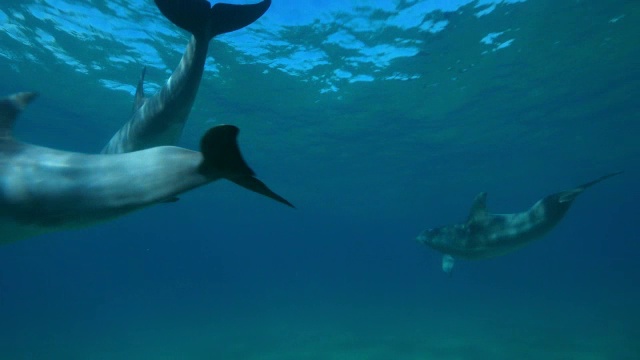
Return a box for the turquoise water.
[1,0,639,359]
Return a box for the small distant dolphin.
[102,0,271,154]
[0,92,293,245]
[417,172,622,274]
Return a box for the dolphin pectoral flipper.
[199,125,294,208]
[442,254,455,276]
[132,66,147,113]
[154,0,271,39]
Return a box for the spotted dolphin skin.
[417,172,622,274]
[102,0,272,154]
[0,92,293,245]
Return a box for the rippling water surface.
[0,0,638,358]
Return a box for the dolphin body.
[0,92,292,245]
[417,172,622,274]
[102,0,272,154]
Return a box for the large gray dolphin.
[417,172,621,274]
[0,92,293,245]
[102,0,272,154]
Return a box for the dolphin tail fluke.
[154,0,271,39]
[559,171,623,203]
[0,92,38,138]
[199,125,294,208]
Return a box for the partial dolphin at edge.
[101,0,272,154]
[0,91,293,245]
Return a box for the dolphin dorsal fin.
[132,66,147,113]
[0,92,38,138]
[467,192,488,223]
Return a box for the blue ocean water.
[1,0,639,359]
